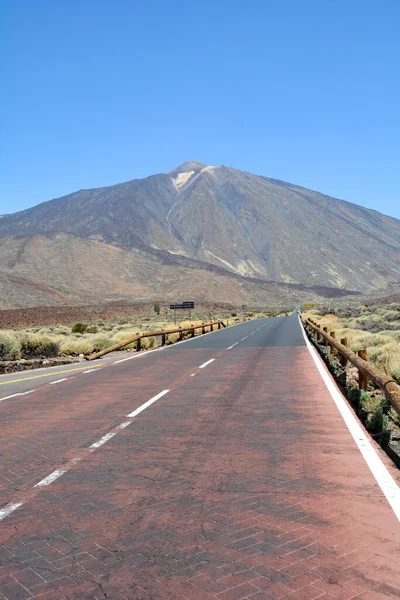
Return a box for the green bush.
[112,331,139,350]
[60,338,94,356]
[86,325,99,334]
[19,334,60,358]
[154,302,160,315]
[347,387,370,409]
[367,406,389,438]
[231,312,237,317]
[71,323,88,334]
[167,332,180,344]
[141,336,157,349]
[0,333,21,360]
[53,325,70,336]
[91,334,112,352]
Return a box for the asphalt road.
[0,315,399,599]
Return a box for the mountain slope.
[0,161,399,308]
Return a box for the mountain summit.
[169,160,206,175]
[0,162,399,307]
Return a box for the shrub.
[0,332,21,360]
[86,325,99,334]
[231,312,237,317]
[71,323,88,334]
[91,334,112,352]
[53,325,70,336]
[141,336,157,349]
[154,302,160,315]
[347,387,370,409]
[60,338,94,356]
[112,330,140,350]
[383,311,400,322]
[367,406,389,439]
[167,332,180,344]
[19,334,60,358]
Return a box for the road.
[0,315,399,599]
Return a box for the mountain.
[0,161,399,308]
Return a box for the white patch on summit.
[171,170,195,189]
[200,166,218,174]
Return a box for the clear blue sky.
[1,0,399,219]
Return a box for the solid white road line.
[127,389,169,418]
[299,317,400,522]
[49,378,68,385]
[114,355,137,364]
[199,359,215,369]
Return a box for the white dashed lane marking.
[0,388,171,522]
[199,359,215,369]
[127,390,169,418]
[49,378,68,385]
[90,432,117,449]
[0,390,36,404]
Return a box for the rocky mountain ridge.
[0,161,399,308]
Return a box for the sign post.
[170,301,195,324]
[183,301,195,320]
[241,304,247,321]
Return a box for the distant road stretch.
[0,315,399,599]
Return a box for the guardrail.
[302,317,400,415]
[87,320,227,361]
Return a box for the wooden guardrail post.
[161,333,166,346]
[340,338,348,366]
[202,323,206,334]
[330,331,337,356]
[322,327,328,347]
[136,337,141,352]
[179,327,183,341]
[191,328,195,338]
[358,349,368,390]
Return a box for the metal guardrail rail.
[303,317,400,415]
[87,320,227,361]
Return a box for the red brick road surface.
[0,316,399,599]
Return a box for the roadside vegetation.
[304,300,400,459]
[0,307,285,361]
[304,301,400,384]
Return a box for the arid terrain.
[0,303,283,364]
